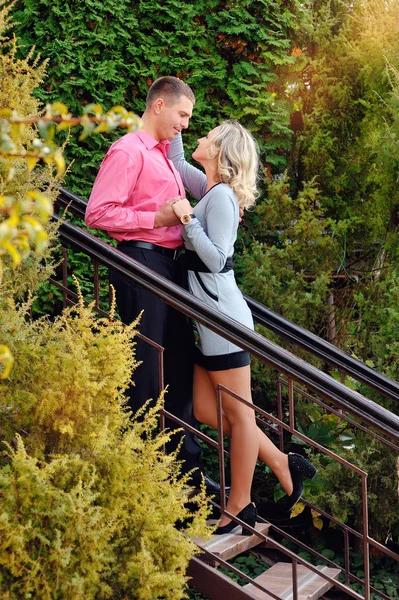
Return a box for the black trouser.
[110,244,202,474]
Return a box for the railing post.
[344,528,350,585]
[159,346,165,444]
[93,258,100,311]
[62,247,68,308]
[326,293,336,344]
[277,378,284,452]
[288,378,295,431]
[292,558,299,600]
[362,474,370,600]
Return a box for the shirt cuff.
[138,211,156,229]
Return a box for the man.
[85,76,219,492]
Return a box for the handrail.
[56,186,399,405]
[54,214,399,443]
[246,296,399,403]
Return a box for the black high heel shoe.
[285,453,317,512]
[215,502,257,536]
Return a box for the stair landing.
[243,562,341,600]
[193,521,270,566]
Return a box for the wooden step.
[193,521,270,566]
[243,562,341,600]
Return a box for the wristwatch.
[180,213,195,225]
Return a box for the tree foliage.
[0,0,56,377]
[296,0,399,247]
[285,0,399,377]
[0,4,211,596]
[13,0,305,196]
[237,174,347,332]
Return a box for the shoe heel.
[285,454,317,512]
[300,456,317,480]
[215,502,258,535]
[242,526,254,536]
[239,502,257,535]
[290,453,317,480]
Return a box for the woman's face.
[192,126,220,164]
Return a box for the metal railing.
[52,190,399,600]
[246,295,399,405]
[56,187,399,406]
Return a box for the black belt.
[117,240,182,260]
[183,250,234,273]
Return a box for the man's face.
[157,95,193,140]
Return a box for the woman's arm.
[174,187,238,273]
[168,133,207,200]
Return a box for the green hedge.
[14,0,302,197]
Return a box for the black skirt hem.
[194,347,250,371]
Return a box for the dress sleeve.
[183,187,238,273]
[168,133,207,200]
[85,148,155,232]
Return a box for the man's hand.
[154,198,182,227]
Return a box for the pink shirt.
[85,130,185,248]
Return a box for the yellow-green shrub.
[0,291,138,457]
[0,0,58,305]
[0,295,212,598]
[0,3,212,596]
[0,425,211,599]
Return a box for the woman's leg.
[206,365,258,525]
[193,364,229,429]
[193,364,293,497]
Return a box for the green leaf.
[37,119,55,142]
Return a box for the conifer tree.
[13,0,305,196]
[0,3,211,596]
[289,0,399,373]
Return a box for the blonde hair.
[208,120,259,209]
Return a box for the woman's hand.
[171,197,193,219]
[154,199,181,227]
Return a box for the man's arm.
[86,148,180,231]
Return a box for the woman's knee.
[224,407,256,429]
[193,403,205,423]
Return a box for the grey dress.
[168,134,254,370]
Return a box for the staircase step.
[243,562,341,600]
[193,521,270,566]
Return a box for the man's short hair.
[146,76,195,108]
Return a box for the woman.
[169,120,316,534]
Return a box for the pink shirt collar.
[136,130,170,154]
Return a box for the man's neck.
[141,113,162,142]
